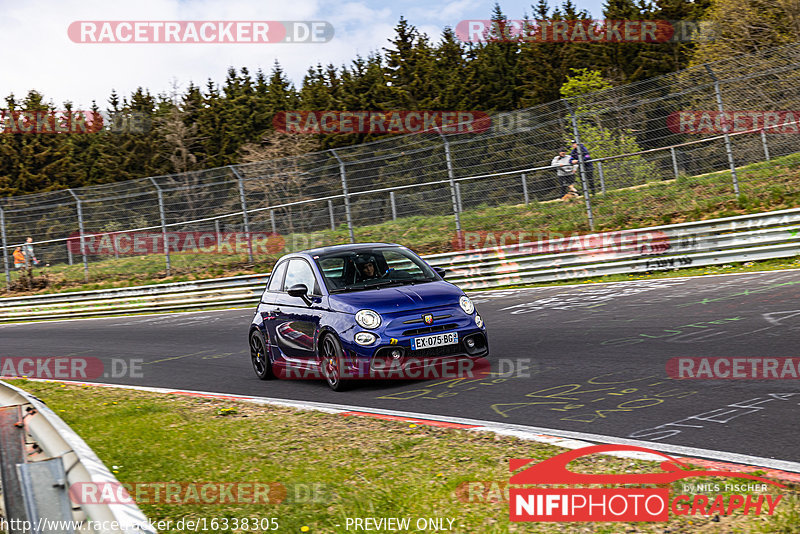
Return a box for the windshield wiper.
[361,279,400,290]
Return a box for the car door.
[259,260,288,352]
[273,258,324,364]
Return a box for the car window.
[283,259,319,294]
[267,261,287,292]
[314,247,436,292]
[383,250,423,276]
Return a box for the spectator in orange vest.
[13,247,25,269]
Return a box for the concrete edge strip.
[11,378,800,483]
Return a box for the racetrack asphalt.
[2,270,799,467]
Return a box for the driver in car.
[358,258,379,279]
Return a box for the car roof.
[299,242,403,256]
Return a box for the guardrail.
[1,207,799,322]
[0,380,156,533]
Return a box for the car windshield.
[313,247,437,292]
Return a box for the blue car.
[248,243,488,390]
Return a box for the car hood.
[327,281,464,314]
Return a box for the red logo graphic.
[510,444,784,522]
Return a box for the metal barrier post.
[566,102,595,231]
[455,182,463,213]
[390,191,397,221]
[67,189,89,282]
[331,149,355,243]
[148,178,171,276]
[522,173,529,204]
[705,65,740,196]
[671,147,680,179]
[0,207,9,287]
[439,131,462,234]
[328,199,336,230]
[597,161,606,194]
[229,167,254,262]
[761,130,771,161]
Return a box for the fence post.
[229,166,254,262]
[565,102,595,231]
[670,147,680,179]
[390,191,397,221]
[215,219,221,248]
[438,131,462,236]
[148,178,171,276]
[270,210,277,235]
[455,182,463,213]
[760,130,771,161]
[328,199,335,231]
[521,173,529,204]
[67,242,73,265]
[330,149,355,243]
[67,189,89,283]
[597,161,606,194]
[705,65,740,196]
[0,207,9,288]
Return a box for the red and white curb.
[6,377,800,484]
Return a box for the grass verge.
[7,380,799,533]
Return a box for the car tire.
[249,330,274,380]
[319,334,350,392]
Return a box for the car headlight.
[459,295,475,315]
[355,309,381,329]
[355,332,377,345]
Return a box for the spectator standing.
[571,140,595,195]
[13,247,25,269]
[24,237,41,266]
[551,150,575,199]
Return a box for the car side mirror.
[288,284,312,306]
[434,267,447,279]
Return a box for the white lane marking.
[17,378,800,474]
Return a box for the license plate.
[411,332,458,350]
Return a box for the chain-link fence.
[4,43,800,286]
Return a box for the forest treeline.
[1,0,795,197]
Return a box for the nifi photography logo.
[509,444,785,522]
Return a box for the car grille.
[403,323,459,336]
[402,314,452,325]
